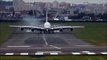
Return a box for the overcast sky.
[3,0,107,4]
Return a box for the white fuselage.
[44,22,51,29]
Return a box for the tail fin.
[46,11,48,22]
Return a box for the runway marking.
[42,33,48,46]
[20,53,28,55]
[35,52,44,55]
[87,52,96,55]
[50,52,58,55]
[5,53,14,55]
[7,46,30,47]
[50,45,61,49]
[72,52,81,55]
[1,52,107,56]
[101,52,107,55]
[82,51,90,53]
[82,51,96,55]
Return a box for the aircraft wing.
[51,26,84,30]
[9,25,84,32]
[9,25,44,30]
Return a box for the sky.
[2,0,107,4]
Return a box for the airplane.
[9,12,84,34]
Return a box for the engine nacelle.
[21,28,24,31]
[70,28,73,31]
[31,29,34,32]
[60,29,63,32]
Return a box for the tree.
[28,10,34,16]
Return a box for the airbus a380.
[9,12,84,34]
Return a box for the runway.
[0,28,107,56]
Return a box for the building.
[0,1,13,11]
[13,0,23,11]
[52,1,59,8]
[13,0,34,11]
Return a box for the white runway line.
[50,45,61,49]
[5,53,14,55]
[42,33,48,46]
[72,52,81,55]
[20,53,29,55]
[35,52,44,55]
[87,52,96,55]
[101,52,107,55]
[8,46,30,47]
[82,51,90,53]
[50,52,58,55]
[82,51,96,55]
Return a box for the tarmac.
[0,28,107,56]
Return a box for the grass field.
[58,22,107,46]
[0,22,107,60]
[0,22,14,45]
[74,22,107,46]
[0,56,107,60]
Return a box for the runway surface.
[0,29,107,56]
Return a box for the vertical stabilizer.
[46,11,48,22]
